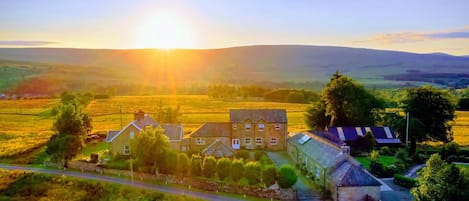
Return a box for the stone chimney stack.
[134,110,145,122]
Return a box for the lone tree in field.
[130,126,169,174]
[305,71,384,129]
[403,86,455,153]
[46,92,93,167]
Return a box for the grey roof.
[161,124,183,141]
[106,130,120,142]
[230,109,287,123]
[289,131,347,168]
[329,159,381,187]
[189,122,231,137]
[202,139,235,158]
[133,114,159,129]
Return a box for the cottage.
[288,131,381,201]
[106,110,183,155]
[327,127,401,147]
[184,109,288,154]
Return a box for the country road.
[0,164,246,201]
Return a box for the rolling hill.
[1,45,469,94]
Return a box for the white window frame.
[270,137,278,145]
[196,138,205,145]
[245,123,251,131]
[244,138,252,145]
[258,123,265,131]
[124,145,130,155]
[255,137,263,145]
[130,131,135,139]
[275,123,281,130]
[232,124,237,130]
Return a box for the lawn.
[354,156,397,170]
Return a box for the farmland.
[1,95,469,160]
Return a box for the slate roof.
[133,114,159,129]
[189,122,231,137]
[202,139,235,158]
[230,109,287,123]
[106,130,120,142]
[289,131,347,168]
[327,126,401,144]
[329,159,381,187]
[161,124,183,141]
[309,130,346,147]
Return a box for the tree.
[278,164,297,188]
[305,71,384,129]
[130,127,169,174]
[176,153,190,177]
[216,158,231,181]
[244,162,261,185]
[262,165,277,187]
[364,132,376,152]
[411,154,466,201]
[231,159,244,182]
[202,156,217,178]
[190,154,202,177]
[161,150,177,174]
[403,87,456,144]
[46,96,90,167]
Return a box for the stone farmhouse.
[106,110,183,155]
[288,131,381,201]
[182,109,288,157]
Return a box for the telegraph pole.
[406,112,409,148]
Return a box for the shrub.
[176,153,190,177]
[411,153,427,164]
[442,142,460,158]
[216,158,231,181]
[254,151,266,161]
[370,161,385,177]
[259,155,274,165]
[393,174,417,188]
[161,150,177,174]
[231,159,244,182]
[262,165,277,187]
[395,148,408,162]
[379,146,394,156]
[278,164,297,188]
[235,150,250,160]
[244,162,261,185]
[202,156,217,178]
[370,150,380,162]
[190,154,202,177]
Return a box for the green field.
[354,156,397,170]
[2,95,469,160]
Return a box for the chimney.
[134,110,145,121]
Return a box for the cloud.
[354,26,469,44]
[0,40,59,46]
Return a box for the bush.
[278,164,297,188]
[244,162,261,185]
[161,151,177,174]
[370,150,380,161]
[190,154,202,177]
[259,155,274,165]
[202,156,217,178]
[236,150,250,160]
[411,153,427,164]
[216,158,231,181]
[231,159,244,182]
[442,142,461,158]
[262,165,277,187]
[370,161,385,177]
[254,151,266,161]
[395,149,408,162]
[379,146,394,156]
[393,174,417,188]
[176,153,190,177]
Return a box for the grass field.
[354,156,397,170]
[1,95,469,160]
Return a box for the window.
[196,138,204,145]
[244,138,252,145]
[258,123,265,131]
[130,131,135,139]
[270,137,278,145]
[245,123,251,131]
[124,145,130,155]
[275,123,281,130]
[232,124,237,130]
[255,137,263,145]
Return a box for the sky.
[0,0,469,55]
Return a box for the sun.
[135,13,196,49]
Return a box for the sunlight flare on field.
[134,13,196,49]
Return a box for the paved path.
[404,164,425,178]
[266,152,328,201]
[0,164,244,201]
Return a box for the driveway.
[267,152,329,201]
[0,164,245,201]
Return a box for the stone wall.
[67,161,295,200]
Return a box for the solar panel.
[298,135,311,145]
